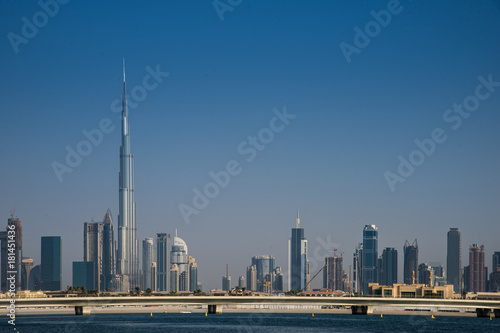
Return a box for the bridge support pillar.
[494,309,500,318]
[75,306,92,316]
[208,304,222,314]
[476,308,491,318]
[351,306,373,315]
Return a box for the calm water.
[10,313,500,333]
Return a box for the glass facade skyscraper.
[222,275,231,291]
[170,264,179,292]
[403,239,418,284]
[7,217,22,290]
[352,243,363,294]
[382,247,398,286]
[447,228,461,293]
[288,211,308,291]
[142,237,154,291]
[362,225,378,294]
[156,233,171,292]
[72,261,95,290]
[83,209,116,291]
[41,236,62,291]
[251,255,275,292]
[189,260,198,292]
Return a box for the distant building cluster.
[352,226,500,297]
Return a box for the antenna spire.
[123,58,126,83]
[296,209,300,228]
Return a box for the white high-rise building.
[171,231,189,291]
[142,238,155,290]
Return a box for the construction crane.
[9,202,17,219]
[302,264,327,292]
[91,214,102,224]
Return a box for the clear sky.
[1,0,499,291]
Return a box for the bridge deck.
[1,296,499,309]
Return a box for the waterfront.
[10,313,500,332]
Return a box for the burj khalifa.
[117,60,139,290]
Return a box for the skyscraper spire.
[296,209,300,228]
[117,60,138,291]
[123,58,126,84]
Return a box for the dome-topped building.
[171,230,189,291]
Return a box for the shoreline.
[12,305,478,317]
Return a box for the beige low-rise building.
[369,283,455,299]
[1,290,47,298]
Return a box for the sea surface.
[8,313,500,333]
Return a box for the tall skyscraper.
[21,257,34,290]
[0,230,7,291]
[362,225,378,294]
[41,236,62,291]
[28,265,42,291]
[238,275,245,289]
[189,258,198,292]
[251,255,275,292]
[382,247,398,286]
[493,252,500,272]
[246,265,257,291]
[151,262,157,291]
[7,215,22,290]
[469,244,485,292]
[447,228,461,293]
[403,239,418,284]
[418,263,434,286]
[83,209,116,291]
[288,210,308,291]
[222,275,231,291]
[490,252,500,292]
[273,267,284,292]
[429,262,444,278]
[170,264,179,292]
[117,61,139,290]
[171,232,189,291]
[72,261,95,290]
[463,265,470,292]
[352,243,363,294]
[377,256,383,285]
[142,238,154,291]
[156,233,171,292]
[323,252,345,291]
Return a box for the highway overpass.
[2,296,500,317]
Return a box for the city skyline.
[1,1,500,291]
[2,210,500,293]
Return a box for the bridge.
[2,296,500,317]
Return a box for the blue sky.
[1,0,500,290]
